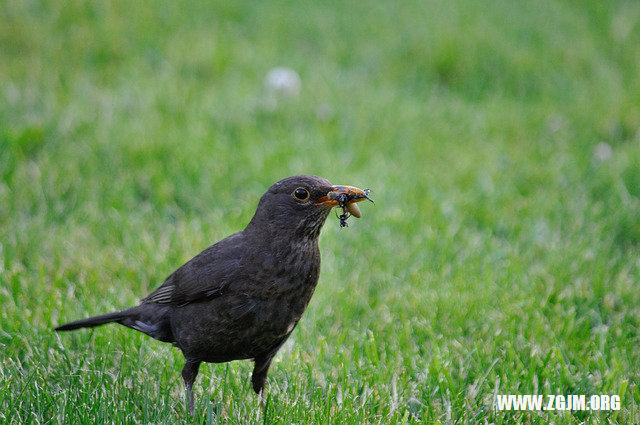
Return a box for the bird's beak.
[315,185,372,218]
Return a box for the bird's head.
[245,175,370,240]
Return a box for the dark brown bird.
[55,175,370,412]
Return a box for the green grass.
[2,0,640,423]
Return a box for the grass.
[1,0,640,423]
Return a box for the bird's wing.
[142,232,246,306]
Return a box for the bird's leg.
[257,389,266,408]
[252,354,273,405]
[182,360,201,415]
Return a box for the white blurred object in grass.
[593,142,612,163]
[264,67,301,109]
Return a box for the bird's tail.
[54,308,133,331]
[54,305,174,343]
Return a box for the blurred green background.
[1,0,640,423]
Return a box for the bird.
[54,175,371,413]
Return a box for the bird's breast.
[250,239,321,319]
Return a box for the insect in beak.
[315,185,373,227]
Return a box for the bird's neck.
[244,202,331,246]
[244,217,325,250]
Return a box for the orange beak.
[315,185,372,218]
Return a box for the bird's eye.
[293,187,310,201]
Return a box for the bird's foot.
[185,389,195,415]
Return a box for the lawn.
[1,0,639,423]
